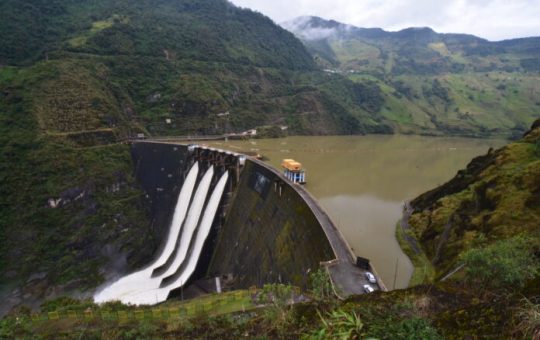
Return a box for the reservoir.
[208,135,506,289]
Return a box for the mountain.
[283,16,540,137]
[0,1,397,138]
[0,0,315,69]
[0,0,398,313]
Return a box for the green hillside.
[0,0,395,313]
[406,118,540,279]
[0,0,315,68]
[283,16,540,137]
[0,1,393,138]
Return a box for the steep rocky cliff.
[408,118,540,276]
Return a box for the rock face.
[407,120,540,275]
[131,143,192,243]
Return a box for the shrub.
[255,283,294,307]
[309,268,335,301]
[383,317,442,340]
[460,236,539,292]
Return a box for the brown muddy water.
[208,135,506,289]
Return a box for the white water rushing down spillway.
[94,163,229,305]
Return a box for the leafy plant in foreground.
[310,309,363,340]
[515,297,540,338]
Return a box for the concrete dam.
[94,141,382,305]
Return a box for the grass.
[163,290,257,317]
[330,39,381,64]
[1,273,536,338]
[428,42,450,57]
[68,15,128,47]
[0,290,260,338]
[17,290,257,323]
[515,297,540,338]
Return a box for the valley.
[0,0,539,338]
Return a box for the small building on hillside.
[242,129,257,136]
[281,159,306,184]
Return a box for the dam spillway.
[94,162,199,303]
[94,142,383,305]
[94,163,229,305]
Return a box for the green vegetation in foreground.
[4,278,539,338]
[0,271,446,339]
[395,222,435,286]
[2,206,540,340]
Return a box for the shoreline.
[395,203,435,287]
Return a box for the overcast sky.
[228,0,540,41]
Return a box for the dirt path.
[399,202,422,255]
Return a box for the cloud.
[281,16,340,40]
[228,0,540,41]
